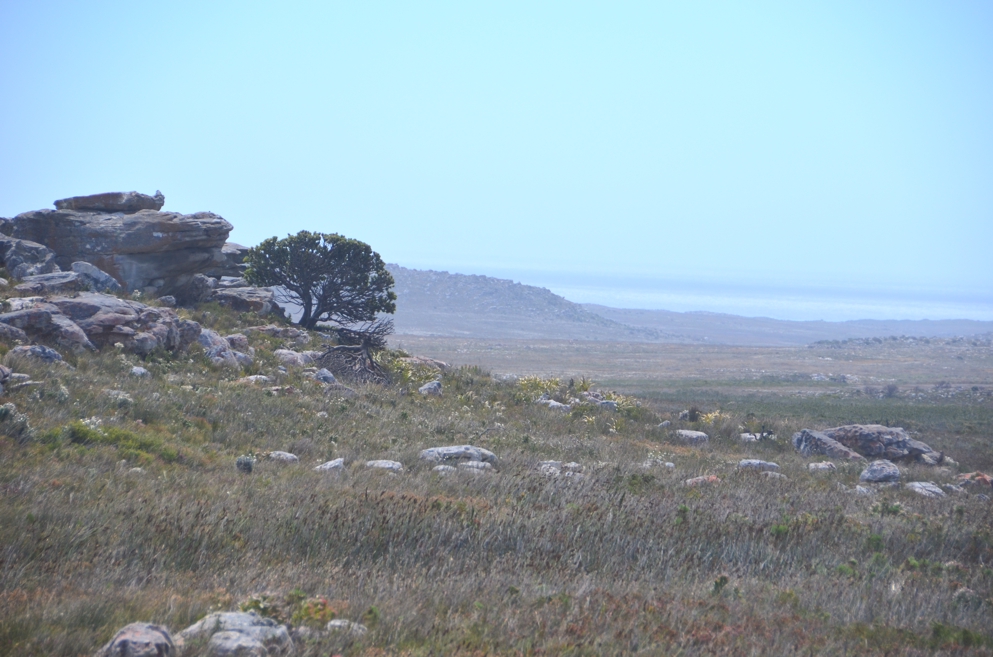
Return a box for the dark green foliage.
[244,231,396,330]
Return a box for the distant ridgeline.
[387,265,993,347]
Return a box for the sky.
[1,2,991,321]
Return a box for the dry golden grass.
[0,310,991,655]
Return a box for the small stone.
[419,445,497,464]
[7,344,64,364]
[269,451,298,463]
[664,462,675,469]
[860,459,900,483]
[366,459,403,472]
[326,619,368,635]
[131,366,150,377]
[808,462,837,472]
[274,349,312,367]
[419,380,442,396]
[905,481,945,498]
[313,368,336,384]
[314,458,345,472]
[854,485,876,496]
[236,455,255,474]
[762,471,788,480]
[659,420,671,428]
[685,475,720,487]
[738,459,780,471]
[234,375,270,385]
[536,397,570,410]
[158,295,177,307]
[675,429,709,445]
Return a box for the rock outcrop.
[177,611,293,656]
[791,429,864,460]
[822,424,942,464]
[0,236,59,278]
[2,191,231,296]
[0,292,200,354]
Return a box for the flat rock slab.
[860,459,901,483]
[738,459,780,471]
[212,286,276,314]
[419,445,497,464]
[808,462,837,472]
[54,190,164,213]
[94,622,175,657]
[367,459,403,472]
[675,429,709,445]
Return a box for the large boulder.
[822,424,941,464]
[94,622,176,657]
[792,429,864,460]
[2,192,231,296]
[0,302,95,350]
[54,190,164,213]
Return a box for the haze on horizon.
[1,2,990,322]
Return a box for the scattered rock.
[808,462,837,472]
[326,619,368,636]
[158,295,177,307]
[177,611,292,657]
[367,459,403,472]
[94,622,175,657]
[738,459,779,471]
[236,456,255,474]
[235,375,270,385]
[538,461,584,477]
[762,471,788,480]
[131,366,150,377]
[942,484,967,495]
[315,458,345,472]
[906,481,945,498]
[225,333,251,351]
[536,398,570,410]
[822,424,943,464]
[658,420,671,428]
[54,190,165,214]
[274,349,313,367]
[419,445,497,465]
[854,485,876,496]
[792,429,864,460]
[740,432,776,442]
[7,344,64,364]
[685,475,720,487]
[956,472,992,490]
[860,459,900,483]
[418,380,442,396]
[212,286,277,314]
[269,451,299,463]
[312,368,337,384]
[674,429,709,445]
[433,465,457,474]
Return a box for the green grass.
[0,304,991,655]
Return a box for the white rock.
[326,619,368,635]
[130,366,150,377]
[906,481,946,498]
[432,464,457,474]
[762,471,788,480]
[418,380,442,395]
[738,459,780,471]
[808,462,837,472]
[367,459,403,472]
[314,458,344,472]
[675,429,709,445]
[420,445,497,464]
[458,460,492,471]
[536,398,571,411]
[269,451,298,463]
[274,349,312,367]
[860,460,900,483]
[178,612,292,656]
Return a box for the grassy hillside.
[1,303,992,655]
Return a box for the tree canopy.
[244,231,396,331]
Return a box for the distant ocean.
[460,268,993,322]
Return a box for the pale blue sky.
[1,2,991,319]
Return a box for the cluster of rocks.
[96,610,368,657]
[0,190,277,309]
[792,424,949,466]
[0,292,201,355]
[535,390,618,412]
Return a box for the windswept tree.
[244,231,396,332]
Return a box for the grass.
[0,305,991,655]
